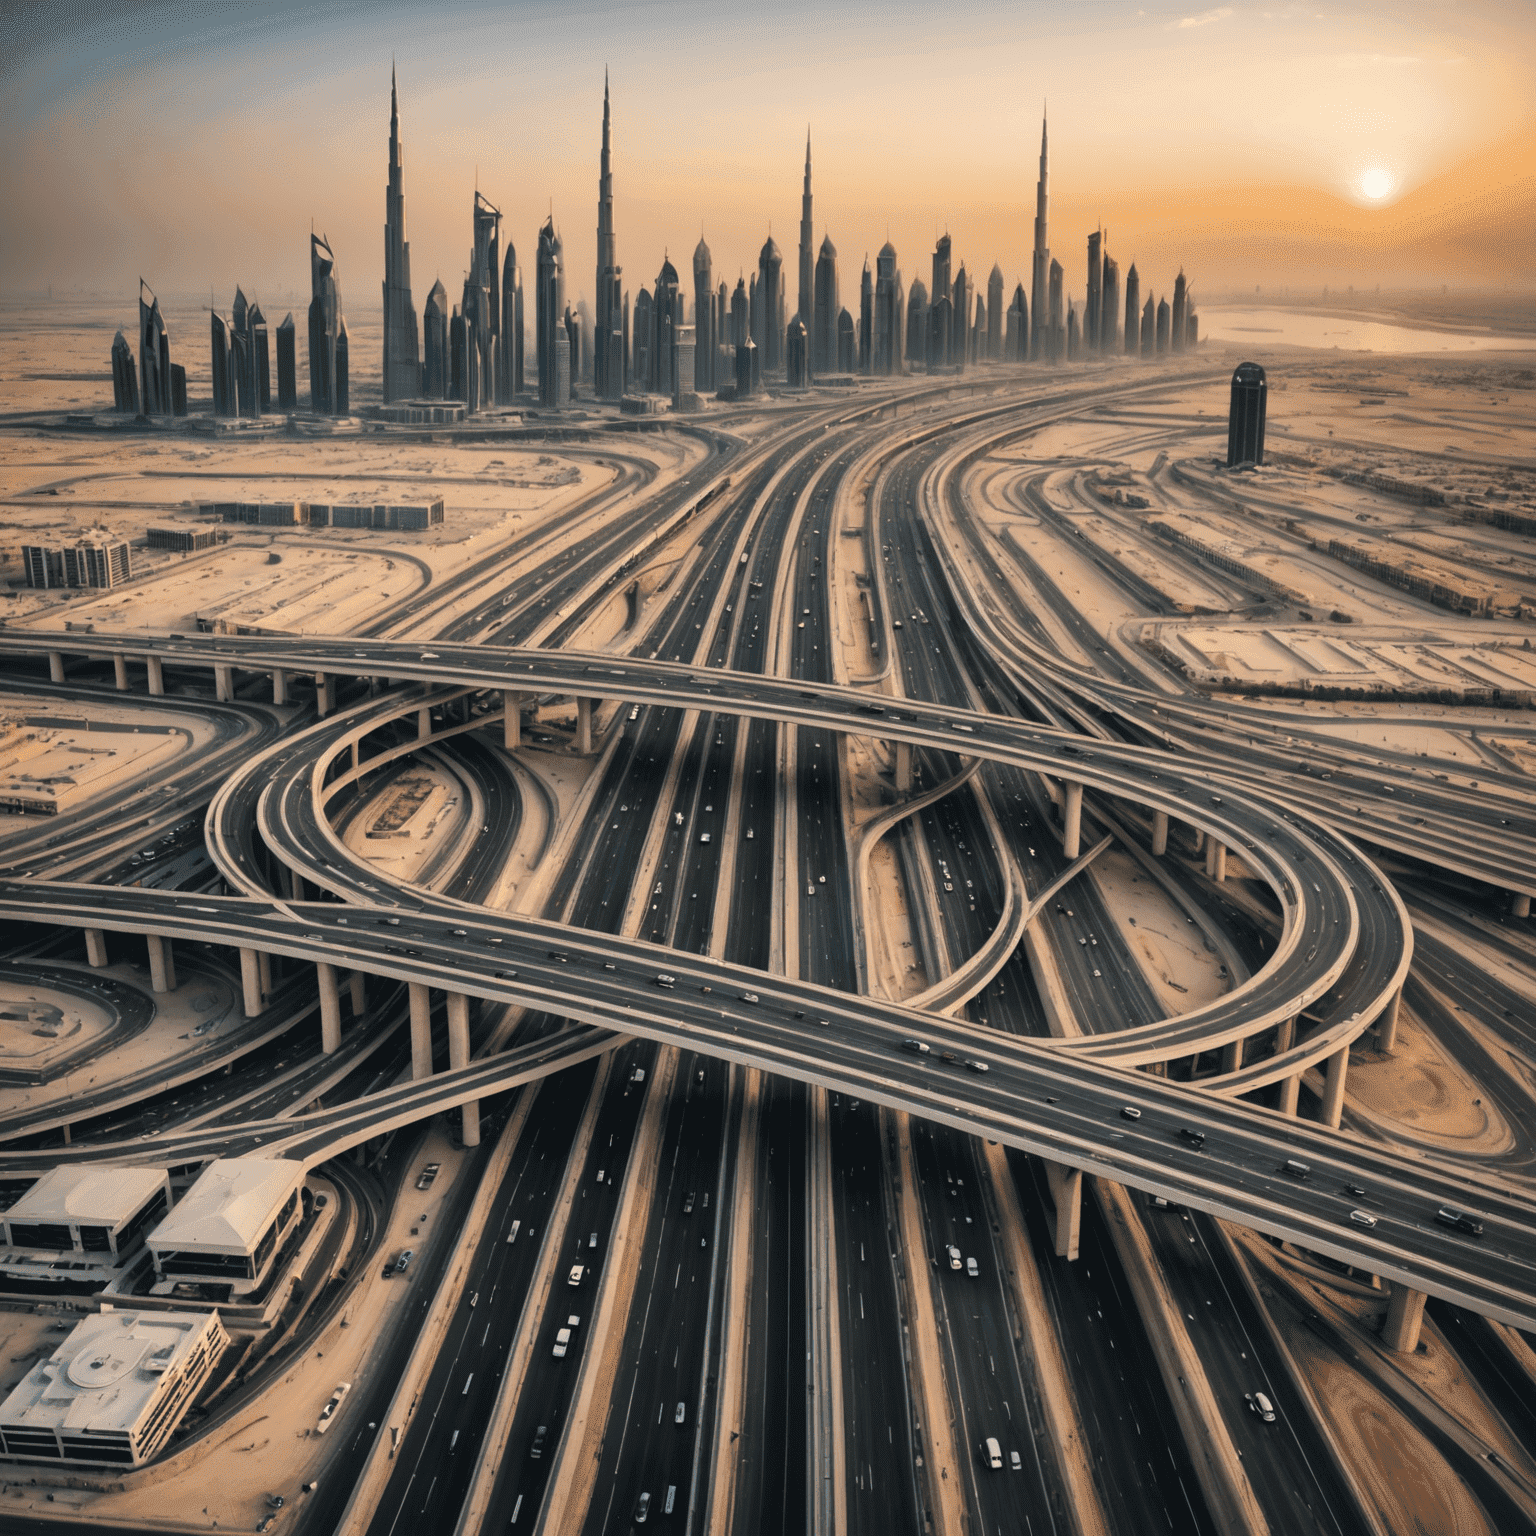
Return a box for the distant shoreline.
[1203,299,1536,341]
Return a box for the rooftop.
[6,1165,167,1231]
[148,1158,301,1255]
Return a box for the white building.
[146,1158,304,1297]
[1,1166,171,1283]
[0,1308,228,1467]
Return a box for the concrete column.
[348,971,366,1016]
[409,983,433,1080]
[146,934,175,994]
[1151,809,1168,856]
[1275,1016,1296,1054]
[317,962,342,1054]
[1376,987,1401,1054]
[287,866,305,903]
[1213,843,1227,882]
[272,668,288,705]
[214,665,234,702]
[146,656,164,695]
[239,948,262,1018]
[503,692,520,750]
[1382,1285,1427,1354]
[1045,1161,1081,1260]
[257,949,272,998]
[1278,1073,1300,1118]
[113,654,129,691]
[84,929,109,968]
[1062,780,1084,860]
[1512,892,1532,919]
[894,740,913,793]
[350,740,361,772]
[1191,826,1204,855]
[1320,1046,1348,1129]
[417,707,432,741]
[1221,1036,1243,1073]
[315,673,332,716]
[47,651,65,684]
[576,696,594,755]
[447,991,480,1147]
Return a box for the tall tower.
[1085,229,1103,353]
[382,67,420,403]
[813,235,838,374]
[308,232,345,415]
[537,218,565,406]
[595,74,623,400]
[693,237,714,392]
[1030,111,1050,361]
[798,130,814,327]
[1124,263,1140,357]
[1172,269,1188,354]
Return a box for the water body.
[1201,306,1536,355]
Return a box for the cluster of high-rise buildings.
[114,77,1201,421]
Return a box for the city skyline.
[2,1,1532,306]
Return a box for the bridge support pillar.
[317,962,342,1054]
[1278,1070,1300,1119]
[1204,838,1226,881]
[503,692,520,750]
[447,991,480,1147]
[239,948,262,1018]
[576,696,594,755]
[1382,1285,1427,1354]
[409,983,432,1080]
[1376,987,1401,1054]
[1062,780,1083,860]
[258,950,272,997]
[214,665,234,702]
[1151,809,1168,856]
[146,934,176,994]
[315,672,332,716]
[1320,1046,1348,1129]
[1512,892,1531,919]
[1191,826,1204,855]
[272,668,288,705]
[147,656,164,695]
[113,654,129,691]
[350,740,360,772]
[349,971,366,1016]
[1044,1161,1081,1260]
[894,740,913,793]
[1221,1036,1243,1073]
[417,707,432,741]
[47,651,65,684]
[84,928,108,968]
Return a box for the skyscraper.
[250,302,270,409]
[813,235,838,375]
[798,131,814,329]
[499,243,524,401]
[651,256,681,396]
[1005,283,1027,361]
[756,237,783,371]
[381,67,420,404]
[858,257,872,373]
[693,238,714,393]
[906,278,928,367]
[1156,296,1171,354]
[1047,259,1064,360]
[633,287,653,388]
[138,280,171,416]
[986,264,1004,360]
[564,305,581,399]
[594,75,623,401]
[786,314,809,388]
[1101,256,1119,354]
[1227,361,1267,467]
[1140,295,1155,356]
[1030,112,1050,361]
[1171,270,1187,354]
[1067,302,1079,360]
[927,295,951,370]
[952,266,970,368]
[424,279,449,398]
[211,310,234,417]
[836,308,856,373]
[931,234,952,309]
[1124,263,1140,358]
[462,191,501,410]
[276,314,296,409]
[536,217,565,407]
[111,331,138,412]
[873,242,901,375]
[308,233,346,415]
[1085,230,1103,354]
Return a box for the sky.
[1,0,1533,317]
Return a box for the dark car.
[1435,1206,1484,1237]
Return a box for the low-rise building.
[1,1166,171,1279]
[0,1308,227,1467]
[21,542,132,590]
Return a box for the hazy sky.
[2,0,1533,314]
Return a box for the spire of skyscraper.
[382,66,419,402]
[1030,108,1050,362]
[798,128,814,328]
[595,72,623,399]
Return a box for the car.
[981,1436,1003,1470]
[530,1424,548,1459]
[506,1220,521,1244]
[257,1518,276,1533]
[1119,1106,1142,1121]
[1346,1183,1368,1198]
[965,1059,989,1074]
[1177,1128,1207,1148]
[266,1494,285,1510]
[494,969,518,980]
[630,1067,646,1084]
[655,973,676,989]
[553,1327,572,1358]
[683,1192,696,1214]
[316,1382,351,1435]
[568,1264,585,1286]
[1245,1391,1276,1423]
[1348,1209,1377,1228]
[415,1163,440,1191]
[674,1401,687,1424]
[394,1249,414,1274]
[1010,1450,1022,1472]
[634,1491,652,1523]
[946,1245,962,1270]
[940,1051,958,1064]
[700,832,712,844]
[902,1038,931,1055]
[1435,1206,1483,1237]
[966,1256,979,1278]
[740,992,759,1004]
[1281,1159,1311,1180]
[548,950,568,962]
[451,928,468,937]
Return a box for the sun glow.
[1360,166,1394,201]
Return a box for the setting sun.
[1360,166,1394,200]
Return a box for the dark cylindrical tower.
[1227,362,1267,467]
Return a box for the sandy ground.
[0,972,114,1072]
[343,760,466,888]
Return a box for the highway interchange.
[3,367,1536,1536]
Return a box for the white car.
[553,1327,572,1358]
[946,1245,962,1270]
